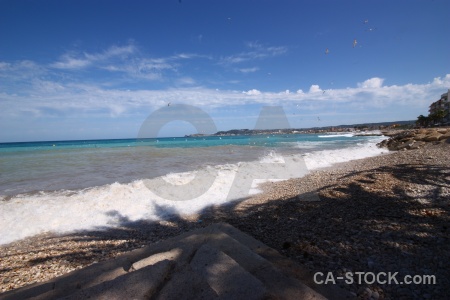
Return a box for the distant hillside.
[211,120,415,136]
[333,120,415,129]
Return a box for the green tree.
[429,110,446,125]
[416,114,428,127]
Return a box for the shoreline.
[1,140,449,298]
[0,136,386,245]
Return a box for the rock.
[399,138,414,143]
[364,287,373,297]
[417,129,427,134]
[378,128,447,146]
[408,143,421,150]
[413,134,427,141]
[423,133,442,142]
[438,131,450,140]
[372,291,380,299]
[376,140,388,148]
[357,286,366,295]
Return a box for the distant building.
[429,89,450,124]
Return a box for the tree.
[429,110,446,125]
[416,114,428,127]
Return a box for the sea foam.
[0,138,388,245]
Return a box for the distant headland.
[185,120,415,137]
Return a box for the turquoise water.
[0,133,389,244]
[0,134,355,151]
[0,134,380,196]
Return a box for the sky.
[0,0,449,142]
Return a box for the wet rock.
[413,134,427,141]
[424,133,442,142]
[438,131,450,140]
[378,128,449,151]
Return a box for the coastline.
[0,134,386,245]
[1,140,449,298]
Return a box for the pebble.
[367,259,374,269]
[1,140,449,299]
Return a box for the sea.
[0,133,388,245]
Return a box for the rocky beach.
[1,130,449,299]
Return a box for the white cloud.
[171,53,205,60]
[243,89,261,95]
[2,68,450,121]
[357,77,384,88]
[2,73,450,121]
[50,44,177,80]
[102,44,136,57]
[0,60,41,73]
[51,44,137,70]
[177,77,196,85]
[220,42,287,65]
[309,85,322,93]
[431,75,450,85]
[51,55,91,69]
[239,67,259,73]
[47,45,212,84]
[0,62,10,70]
[2,43,450,128]
[139,58,174,71]
[0,60,46,85]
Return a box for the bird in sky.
[167,102,171,106]
[363,19,369,24]
[317,117,321,121]
[325,48,329,55]
[353,39,357,48]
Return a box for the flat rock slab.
[156,265,219,300]
[190,244,267,299]
[60,260,173,300]
[0,223,353,300]
[130,248,183,271]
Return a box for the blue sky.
[1,0,449,142]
